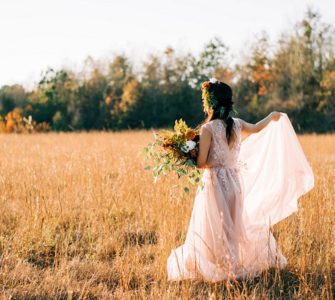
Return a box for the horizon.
[1,0,334,90]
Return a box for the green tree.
[29,68,78,130]
[0,84,27,115]
[103,55,135,129]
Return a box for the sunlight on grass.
[0,132,333,299]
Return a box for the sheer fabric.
[167,114,314,282]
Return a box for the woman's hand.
[271,111,281,121]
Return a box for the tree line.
[0,9,334,133]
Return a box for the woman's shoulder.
[201,118,244,133]
[201,120,217,133]
[200,121,212,133]
[201,119,226,135]
[233,117,243,129]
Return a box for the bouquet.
[143,119,202,193]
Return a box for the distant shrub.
[0,108,50,133]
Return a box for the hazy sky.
[1,0,334,89]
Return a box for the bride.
[167,79,314,282]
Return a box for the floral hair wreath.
[201,78,237,119]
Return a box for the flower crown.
[201,78,237,119]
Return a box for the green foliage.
[52,111,67,131]
[143,121,202,194]
[0,84,28,115]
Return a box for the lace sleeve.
[200,122,212,134]
[233,118,241,131]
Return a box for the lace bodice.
[201,118,241,169]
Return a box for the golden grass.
[0,132,334,299]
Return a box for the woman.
[167,79,314,282]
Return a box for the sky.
[0,0,334,89]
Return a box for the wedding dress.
[167,113,314,282]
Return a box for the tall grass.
[0,132,333,299]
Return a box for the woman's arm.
[240,111,282,141]
[197,127,211,168]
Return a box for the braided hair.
[201,80,236,145]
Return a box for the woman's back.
[201,117,241,169]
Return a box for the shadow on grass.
[169,268,335,299]
[122,230,158,247]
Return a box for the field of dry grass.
[0,131,334,299]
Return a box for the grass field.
[0,132,334,299]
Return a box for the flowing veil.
[239,113,314,228]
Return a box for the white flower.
[186,140,196,150]
[181,140,196,153]
[209,78,218,84]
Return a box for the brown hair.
[201,81,236,145]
